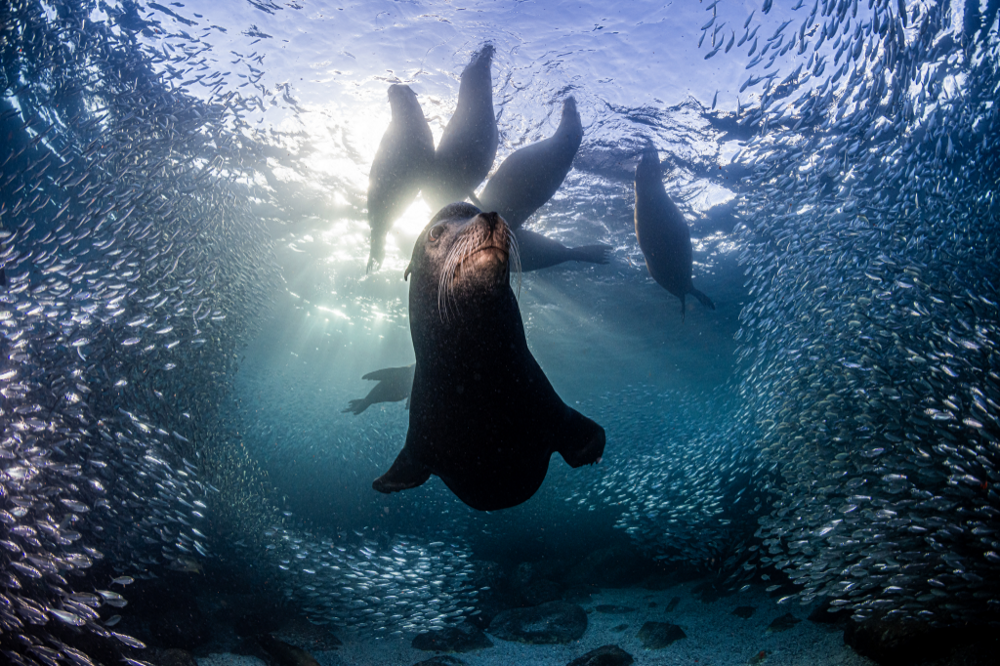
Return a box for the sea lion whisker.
[436,236,460,321]
[437,252,450,321]
[437,232,474,322]
[435,219,514,321]
[437,262,455,323]
[508,227,521,298]
[375,200,606,512]
[451,234,479,318]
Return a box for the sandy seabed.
[197,581,876,666]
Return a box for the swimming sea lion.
[367,84,434,272]
[634,144,715,317]
[514,228,610,272]
[343,364,415,415]
[424,44,498,211]
[477,96,584,230]
[372,203,605,511]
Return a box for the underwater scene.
[1,1,998,665]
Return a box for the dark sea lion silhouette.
[372,203,606,511]
[477,96,584,230]
[343,364,415,415]
[424,44,498,211]
[634,144,715,318]
[367,84,434,272]
[514,228,610,272]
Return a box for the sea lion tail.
[342,399,369,415]
[690,287,716,310]
[569,244,612,265]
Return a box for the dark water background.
[0,1,998,664]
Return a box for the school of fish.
[0,1,998,665]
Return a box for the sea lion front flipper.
[373,445,430,493]
[690,287,715,310]
[568,244,612,265]
[361,365,414,382]
[555,409,606,468]
[342,399,370,415]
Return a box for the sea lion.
[514,228,610,272]
[424,44,498,211]
[477,96,584,230]
[634,144,715,317]
[372,203,605,511]
[366,84,434,272]
[343,364,415,415]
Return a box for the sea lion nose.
[481,212,501,233]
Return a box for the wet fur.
[374,203,604,511]
[434,217,521,321]
[425,45,498,210]
[367,84,434,272]
[477,97,584,230]
[514,228,610,272]
[634,143,715,318]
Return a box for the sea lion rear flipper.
[373,446,430,493]
[556,409,606,468]
[367,233,386,274]
[690,287,715,310]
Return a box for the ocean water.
[0,1,997,666]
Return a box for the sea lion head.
[405,202,519,319]
[560,96,580,129]
[637,140,661,175]
[387,83,418,113]
[466,42,495,74]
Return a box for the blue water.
[1,1,998,664]
[230,0,753,552]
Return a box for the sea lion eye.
[429,225,445,241]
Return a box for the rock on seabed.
[488,601,588,644]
